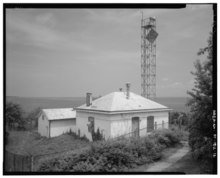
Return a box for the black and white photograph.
[3,3,217,174]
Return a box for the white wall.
[110,111,169,138]
[110,117,132,138]
[50,119,76,137]
[76,110,169,141]
[76,111,111,141]
[38,113,49,137]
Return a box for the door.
[132,117,140,138]
[147,116,154,132]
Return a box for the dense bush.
[25,107,41,130]
[5,102,26,130]
[169,112,189,128]
[91,128,105,141]
[187,34,214,173]
[38,129,180,172]
[170,126,189,141]
[150,129,180,147]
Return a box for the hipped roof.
[76,92,171,113]
[42,108,76,120]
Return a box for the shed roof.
[76,91,171,113]
[42,108,76,120]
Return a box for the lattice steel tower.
[141,14,158,99]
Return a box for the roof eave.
[42,108,76,120]
[75,108,172,115]
[48,117,76,121]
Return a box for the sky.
[6,5,213,97]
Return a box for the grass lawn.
[6,130,91,156]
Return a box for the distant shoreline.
[6,96,190,98]
[6,96,190,115]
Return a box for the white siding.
[38,113,49,137]
[76,111,111,141]
[50,119,76,137]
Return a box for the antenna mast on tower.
[141,13,158,99]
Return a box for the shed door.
[147,116,154,132]
[132,117,140,138]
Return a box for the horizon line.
[6,95,190,98]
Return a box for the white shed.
[76,85,172,141]
[38,108,76,138]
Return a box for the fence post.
[31,156,34,172]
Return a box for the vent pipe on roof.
[86,93,92,106]
[119,88,122,92]
[126,83,130,99]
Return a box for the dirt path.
[162,151,202,174]
[145,141,190,172]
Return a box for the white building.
[75,84,172,141]
[38,108,76,138]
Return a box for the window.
[132,117,140,138]
[42,115,44,120]
[147,116,154,132]
[87,117,94,133]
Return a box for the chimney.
[86,93,92,106]
[126,83,130,99]
[119,88,122,92]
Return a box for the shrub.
[91,128,105,141]
[150,129,180,147]
[38,129,181,172]
[170,125,189,141]
[189,131,213,173]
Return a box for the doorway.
[132,117,140,138]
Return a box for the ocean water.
[6,96,190,115]
[153,97,190,113]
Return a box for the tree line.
[187,33,214,173]
[5,102,41,131]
